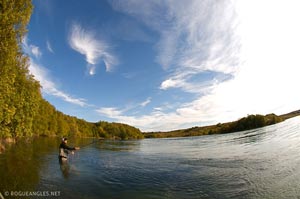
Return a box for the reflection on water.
[58,158,70,179]
[1,117,300,198]
[0,138,59,191]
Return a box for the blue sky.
[25,0,300,132]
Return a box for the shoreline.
[1,110,299,149]
[143,111,300,139]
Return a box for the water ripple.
[4,116,300,199]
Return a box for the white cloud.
[160,78,183,90]
[29,60,88,107]
[23,37,42,58]
[103,0,300,132]
[96,104,212,132]
[97,98,152,120]
[211,0,300,117]
[96,107,123,118]
[111,0,239,94]
[23,37,88,107]
[140,97,151,107]
[31,45,42,58]
[46,40,54,53]
[68,23,118,74]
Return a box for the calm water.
[1,117,300,199]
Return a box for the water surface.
[1,117,300,198]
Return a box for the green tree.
[0,0,144,140]
[0,0,40,138]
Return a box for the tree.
[0,0,144,140]
[0,0,39,138]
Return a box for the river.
[1,116,300,198]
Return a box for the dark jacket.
[59,142,76,159]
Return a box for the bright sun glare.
[210,0,300,123]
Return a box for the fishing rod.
[66,138,104,161]
[79,138,104,149]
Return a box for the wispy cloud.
[96,106,163,131]
[106,0,242,131]
[110,0,239,95]
[140,97,151,107]
[23,37,42,58]
[29,61,87,106]
[31,45,42,58]
[46,40,54,53]
[96,104,212,132]
[160,77,185,90]
[97,97,152,119]
[23,37,88,107]
[96,107,124,118]
[112,19,154,43]
[103,0,300,132]
[68,23,118,75]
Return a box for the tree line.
[144,114,286,138]
[1,0,298,141]
[0,0,143,140]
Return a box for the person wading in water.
[59,137,80,162]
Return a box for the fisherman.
[59,137,80,161]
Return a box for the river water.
[1,117,300,198]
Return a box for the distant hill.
[144,110,300,138]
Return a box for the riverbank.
[143,110,300,138]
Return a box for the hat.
[62,137,68,141]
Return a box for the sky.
[25,0,300,132]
